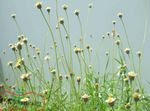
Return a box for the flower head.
[117,12,123,18]
[20,97,29,104]
[59,17,64,24]
[137,51,142,58]
[46,7,51,13]
[35,2,42,9]
[77,76,81,83]
[62,4,68,11]
[81,94,89,103]
[128,71,136,81]
[133,91,141,102]
[105,96,116,106]
[124,48,130,55]
[115,40,120,46]
[11,13,16,19]
[74,9,80,16]
[88,3,93,8]
[21,73,31,81]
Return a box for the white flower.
[20,97,29,103]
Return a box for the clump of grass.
[0,1,150,111]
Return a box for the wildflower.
[16,42,22,50]
[15,58,24,69]
[77,76,81,83]
[65,35,69,39]
[59,17,64,24]
[44,55,50,61]
[128,71,136,81]
[74,9,80,16]
[23,37,28,44]
[51,69,56,75]
[107,32,110,36]
[86,44,91,50]
[95,83,99,89]
[123,77,129,83]
[0,84,4,89]
[88,3,92,8]
[46,7,51,13]
[7,61,13,67]
[11,13,16,19]
[62,4,68,11]
[11,45,17,52]
[105,51,109,56]
[105,96,116,106]
[117,12,123,18]
[33,55,37,59]
[81,94,89,103]
[35,2,42,9]
[20,97,29,104]
[35,48,40,55]
[137,51,142,58]
[124,102,131,109]
[124,48,130,55]
[133,91,141,102]
[112,20,116,25]
[59,74,63,80]
[74,47,82,54]
[102,35,105,39]
[65,74,69,80]
[20,73,31,82]
[42,89,48,95]
[112,29,116,37]
[115,40,120,46]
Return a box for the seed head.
[117,12,123,18]
[20,72,31,82]
[81,94,89,103]
[46,7,51,13]
[105,96,116,106]
[74,9,80,16]
[20,97,29,104]
[0,84,4,89]
[16,42,22,50]
[128,71,136,81]
[124,103,131,109]
[62,4,68,11]
[77,76,81,83]
[124,48,130,55]
[133,91,141,102]
[35,2,42,9]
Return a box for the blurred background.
[0,0,150,92]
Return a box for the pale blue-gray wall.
[0,0,150,92]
